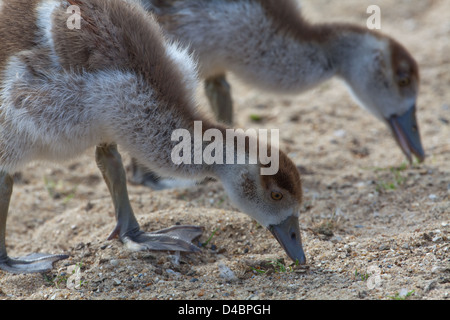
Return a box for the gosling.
[0,0,305,274]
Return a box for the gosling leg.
[129,158,197,191]
[205,74,233,125]
[0,172,68,274]
[95,144,202,252]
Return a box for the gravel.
[0,0,449,301]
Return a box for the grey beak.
[269,216,306,265]
[388,105,425,164]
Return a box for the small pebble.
[431,266,444,274]
[432,236,442,242]
[218,262,237,282]
[424,280,437,292]
[423,233,433,241]
[333,129,346,138]
[110,259,119,267]
[330,235,342,243]
[166,269,181,278]
[355,182,366,188]
[439,117,449,125]
[398,288,410,298]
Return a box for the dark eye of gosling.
[398,77,411,87]
[271,191,283,201]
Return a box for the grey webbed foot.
[118,226,203,252]
[1,172,69,274]
[96,144,203,254]
[0,253,69,274]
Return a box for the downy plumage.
[0,0,305,273]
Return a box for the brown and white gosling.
[0,0,305,274]
[131,0,425,188]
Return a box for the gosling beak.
[388,105,425,164]
[269,216,306,265]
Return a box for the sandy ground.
[0,0,448,301]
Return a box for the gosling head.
[217,148,306,264]
[340,33,424,164]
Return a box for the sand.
[0,0,448,300]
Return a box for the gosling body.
[0,0,305,273]
[142,0,424,164]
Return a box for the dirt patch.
[0,0,448,300]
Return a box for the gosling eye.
[271,191,283,201]
[398,75,411,87]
